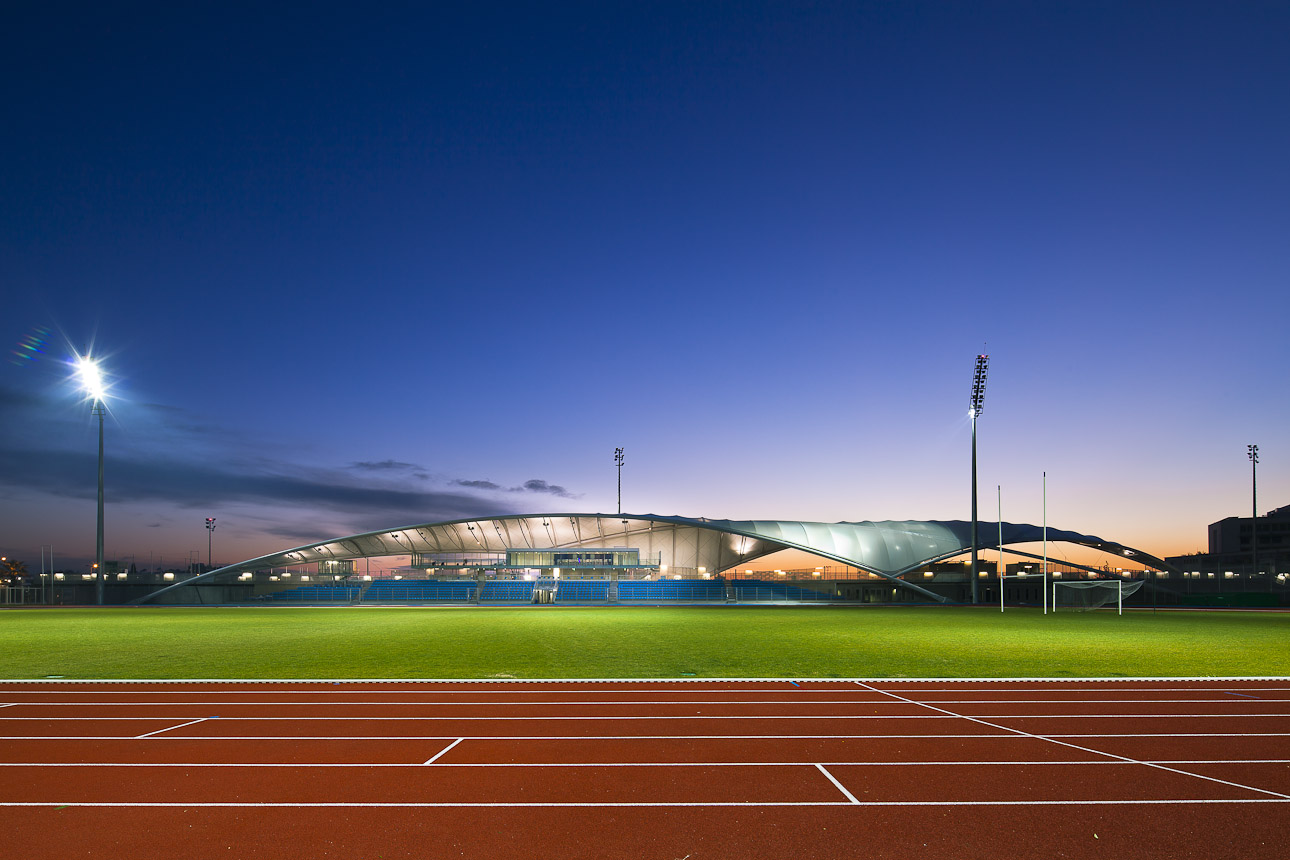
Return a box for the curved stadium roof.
[139,513,1175,604]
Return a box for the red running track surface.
[1,679,1288,859]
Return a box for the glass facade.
[410,552,506,568]
[506,548,645,568]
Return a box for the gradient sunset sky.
[2,1,1286,573]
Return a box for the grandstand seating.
[480,580,542,602]
[362,580,476,602]
[555,580,610,601]
[617,579,727,601]
[265,577,837,604]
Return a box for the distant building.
[1168,504,1290,578]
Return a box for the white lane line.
[0,700,918,707]
[1,799,1287,808]
[5,683,1287,693]
[10,698,1290,707]
[134,718,209,739]
[4,759,1287,768]
[6,731,1290,742]
[858,683,1290,801]
[0,715,959,721]
[5,713,1288,722]
[424,738,464,765]
[815,764,861,804]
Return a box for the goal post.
[1052,579,1145,614]
[997,574,1047,612]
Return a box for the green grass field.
[2,605,1287,680]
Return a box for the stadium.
[134,511,1177,608]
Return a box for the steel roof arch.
[134,513,1174,604]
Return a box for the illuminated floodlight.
[75,355,107,402]
[969,354,989,419]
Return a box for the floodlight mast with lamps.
[969,354,989,604]
[1248,444,1259,577]
[76,356,107,605]
[205,518,217,570]
[615,447,624,515]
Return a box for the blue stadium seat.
[363,580,476,602]
[617,580,726,601]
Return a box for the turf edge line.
[3,676,1289,685]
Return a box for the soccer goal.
[1052,579,1145,614]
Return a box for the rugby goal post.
[998,574,1048,612]
[1052,579,1145,614]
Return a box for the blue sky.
[2,1,1287,572]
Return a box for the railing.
[268,586,362,602]
[1,586,44,605]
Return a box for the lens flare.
[9,326,50,366]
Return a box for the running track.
[2,679,1288,859]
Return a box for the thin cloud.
[350,460,423,472]
[453,477,579,498]
[454,479,502,491]
[516,479,578,499]
[0,447,511,524]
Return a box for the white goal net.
[1052,580,1145,613]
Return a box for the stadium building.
[136,513,1181,606]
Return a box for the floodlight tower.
[969,354,989,604]
[1248,444,1259,578]
[615,447,625,515]
[76,356,107,605]
[205,518,217,570]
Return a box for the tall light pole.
[969,354,989,604]
[205,518,217,570]
[76,356,108,605]
[1248,444,1259,578]
[615,447,624,515]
